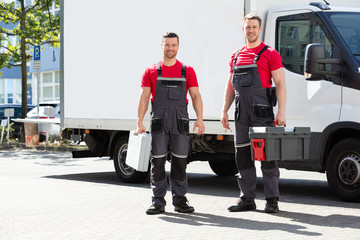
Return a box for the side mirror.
[304,43,342,81]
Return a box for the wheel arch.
[108,131,129,159]
[316,121,360,170]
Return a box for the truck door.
[275,12,342,132]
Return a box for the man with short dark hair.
[137,32,205,215]
[221,13,286,213]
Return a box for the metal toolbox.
[249,127,311,161]
[125,130,152,172]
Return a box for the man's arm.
[272,67,286,126]
[221,73,235,130]
[136,87,151,134]
[189,87,205,135]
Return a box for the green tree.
[0,0,60,118]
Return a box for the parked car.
[26,101,61,141]
[0,104,35,138]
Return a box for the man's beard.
[165,51,176,59]
[247,35,258,43]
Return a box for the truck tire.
[113,137,149,183]
[208,160,238,176]
[326,138,360,202]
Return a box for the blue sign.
[34,46,40,61]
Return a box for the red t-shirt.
[229,42,283,88]
[141,60,199,102]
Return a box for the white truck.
[60,0,360,202]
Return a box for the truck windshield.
[328,12,360,62]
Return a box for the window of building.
[0,79,5,104]
[14,79,21,103]
[55,71,60,98]
[300,44,307,57]
[287,27,298,39]
[40,71,60,102]
[286,44,293,57]
[0,78,22,104]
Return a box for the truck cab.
[263,2,360,201]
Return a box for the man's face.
[242,19,262,44]
[162,37,179,59]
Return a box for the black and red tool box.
[249,126,311,161]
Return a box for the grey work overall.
[149,62,190,207]
[232,46,280,200]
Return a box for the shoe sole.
[146,209,165,215]
[146,211,165,215]
[228,204,256,212]
[228,208,256,212]
[264,208,279,213]
[174,208,194,213]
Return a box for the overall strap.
[181,63,186,78]
[232,45,269,69]
[253,45,269,64]
[232,49,241,71]
[157,62,162,77]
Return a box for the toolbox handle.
[273,121,286,127]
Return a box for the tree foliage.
[0,0,60,118]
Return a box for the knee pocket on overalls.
[170,157,187,181]
[151,157,166,182]
[236,146,254,171]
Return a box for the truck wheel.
[208,160,238,176]
[113,137,149,183]
[326,138,360,202]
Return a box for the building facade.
[0,0,60,106]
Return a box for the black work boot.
[264,197,279,213]
[146,204,165,215]
[174,199,194,213]
[228,198,256,212]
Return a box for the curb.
[0,142,88,152]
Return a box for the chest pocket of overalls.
[232,66,254,88]
[161,79,184,100]
[168,86,183,100]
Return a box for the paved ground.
[1,148,360,240]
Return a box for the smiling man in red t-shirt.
[137,32,204,215]
[221,13,286,214]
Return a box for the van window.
[277,19,310,74]
[277,13,336,75]
[328,12,360,63]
